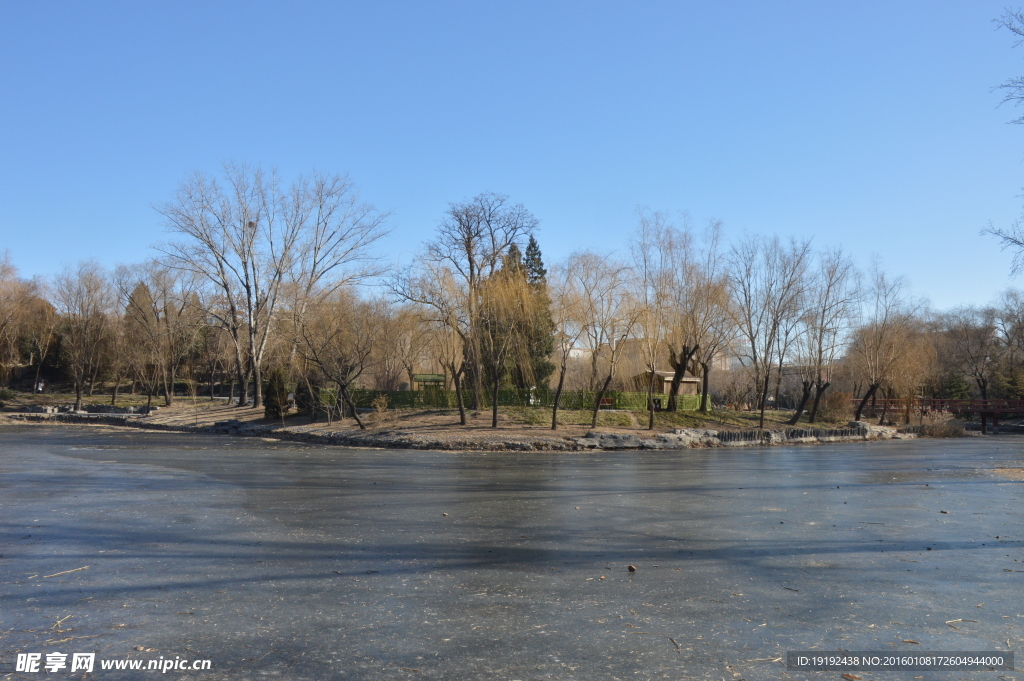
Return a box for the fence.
[849,397,1024,415]
[344,388,702,411]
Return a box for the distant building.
[628,370,700,395]
[411,374,446,391]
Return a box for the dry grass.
[920,421,967,438]
[0,388,876,446]
[919,411,967,438]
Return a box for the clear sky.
[3,1,1024,310]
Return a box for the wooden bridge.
[851,397,1024,432]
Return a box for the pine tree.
[517,236,555,390]
[263,368,291,420]
[524,235,547,284]
[504,243,525,275]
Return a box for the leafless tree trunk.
[849,266,919,422]
[547,261,585,430]
[789,248,860,424]
[631,212,673,429]
[403,193,537,410]
[297,293,380,431]
[727,236,812,430]
[0,254,34,387]
[54,262,114,412]
[564,252,638,429]
[159,164,388,409]
[478,253,538,428]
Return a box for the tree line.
[1,164,1022,430]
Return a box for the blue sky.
[2,1,1024,309]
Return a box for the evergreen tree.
[517,237,555,390]
[997,366,1024,399]
[525,235,547,284]
[263,367,291,420]
[477,240,557,394]
[938,373,973,400]
[503,243,525,275]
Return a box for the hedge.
[343,388,701,411]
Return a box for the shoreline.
[2,412,920,451]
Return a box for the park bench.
[599,397,615,409]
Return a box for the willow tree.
[630,212,672,429]
[298,292,381,430]
[547,258,586,430]
[477,247,544,428]
[0,254,33,386]
[411,193,538,410]
[640,217,731,413]
[849,267,920,422]
[568,251,639,428]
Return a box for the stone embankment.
[5,411,915,451]
[573,422,914,450]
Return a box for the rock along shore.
[4,412,916,452]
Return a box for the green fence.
[346,388,701,411]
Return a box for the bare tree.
[393,257,472,424]
[54,262,115,411]
[116,262,202,406]
[0,254,33,386]
[682,223,732,413]
[788,248,860,424]
[943,306,1003,399]
[770,275,808,412]
[23,283,59,393]
[570,251,639,428]
[413,193,538,409]
[727,236,812,429]
[994,9,1024,124]
[281,173,390,374]
[427,305,469,425]
[985,11,1024,270]
[547,259,586,430]
[849,267,920,421]
[631,212,673,429]
[298,292,381,430]
[995,289,1024,367]
[646,220,700,411]
[158,163,387,408]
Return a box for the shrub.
[921,421,966,437]
[818,391,852,422]
[263,369,291,420]
[920,411,966,438]
[295,380,319,415]
[371,394,392,425]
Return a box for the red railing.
[849,398,1024,414]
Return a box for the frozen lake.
[1,425,1022,680]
